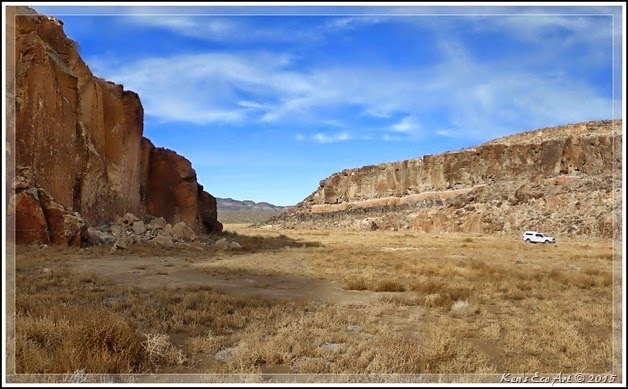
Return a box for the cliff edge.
[266,120,622,239]
[6,7,222,246]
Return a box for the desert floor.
[7,224,622,384]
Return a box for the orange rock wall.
[8,7,222,244]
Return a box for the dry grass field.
[6,224,622,383]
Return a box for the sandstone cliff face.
[145,145,223,234]
[268,120,622,239]
[7,7,221,244]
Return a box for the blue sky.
[32,3,623,206]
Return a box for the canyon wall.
[7,7,222,245]
[267,120,622,239]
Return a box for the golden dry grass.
[8,225,620,383]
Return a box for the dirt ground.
[69,252,381,306]
[8,223,622,383]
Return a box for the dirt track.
[69,252,385,306]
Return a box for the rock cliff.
[6,7,222,245]
[266,120,622,239]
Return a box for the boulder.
[39,190,87,247]
[132,220,146,235]
[110,224,126,239]
[147,217,168,230]
[8,188,49,245]
[8,169,87,246]
[118,213,141,226]
[215,238,229,250]
[161,223,175,237]
[151,235,174,249]
[173,222,196,241]
[87,227,116,246]
[113,234,134,250]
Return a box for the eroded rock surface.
[8,168,87,246]
[267,120,622,239]
[7,7,222,245]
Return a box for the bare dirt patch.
[69,253,380,305]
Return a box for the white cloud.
[321,119,347,128]
[312,132,351,143]
[90,44,614,139]
[125,14,321,44]
[238,100,265,109]
[321,16,389,31]
[391,115,421,134]
[474,14,613,50]
[381,134,403,142]
[87,7,616,141]
[129,15,238,41]
[89,51,315,125]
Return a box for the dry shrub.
[421,293,447,307]
[582,268,601,276]
[374,280,406,292]
[344,278,369,291]
[450,300,471,317]
[570,273,597,290]
[467,258,498,276]
[505,288,527,301]
[548,268,563,281]
[379,294,421,306]
[16,309,144,374]
[417,283,472,308]
[142,333,187,367]
[410,278,445,294]
[516,281,534,291]
[365,329,459,374]
[447,285,472,301]
[63,369,87,383]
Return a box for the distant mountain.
[216,197,292,212]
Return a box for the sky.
[29,2,624,206]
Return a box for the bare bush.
[142,333,187,367]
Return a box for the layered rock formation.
[266,120,622,239]
[6,7,222,245]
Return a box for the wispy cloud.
[312,132,352,143]
[391,115,421,134]
[381,134,403,142]
[472,14,613,50]
[89,51,310,125]
[321,15,389,31]
[124,14,322,44]
[296,132,352,143]
[121,13,394,45]
[85,7,616,142]
[90,43,614,139]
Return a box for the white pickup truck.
[522,231,556,244]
